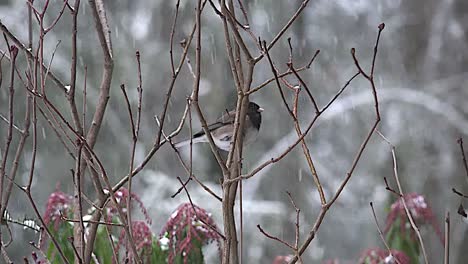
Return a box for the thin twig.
[0,114,23,134]
[169,0,181,75]
[60,215,124,227]
[286,41,325,204]
[377,132,429,264]
[248,51,320,96]
[176,177,225,239]
[444,211,450,264]
[262,40,295,118]
[225,72,360,184]
[0,45,18,232]
[0,244,12,264]
[457,138,468,181]
[73,141,86,261]
[287,60,320,113]
[155,0,208,148]
[67,237,83,264]
[289,24,385,264]
[43,0,69,34]
[452,188,468,199]
[286,191,302,263]
[191,0,228,176]
[68,0,84,135]
[254,0,312,63]
[257,224,295,250]
[369,202,401,264]
[0,20,68,93]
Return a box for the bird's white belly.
[211,128,259,151]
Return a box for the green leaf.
[150,239,168,264]
[92,226,115,264]
[46,222,75,264]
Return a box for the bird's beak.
[258,107,264,112]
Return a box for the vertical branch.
[68,0,84,134]
[37,2,46,96]
[0,1,33,221]
[135,51,143,135]
[68,1,86,262]
[155,1,207,148]
[275,39,326,204]
[190,1,238,264]
[121,51,144,261]
[444,211,450,264]
[225,2,248,263]
[0,45,18,246]
[19,3,70,260]
[254,0,312,63]
[457,138,468,180]
[369,202,401,264]
[82,66,87,134]
[391,145,429,264]
[377,132,430,264]
[217,2,260,262]
[188,98,194,192]
[218,0,242,94]
[73,142,85,262]
[80,141,141,264]
[120,83,138,262]
[289,24,385,264]
[111,2,210,193]
[169,0,181,75]
[125,52,143,247]
[227,0,245,85]
[83,0,118,262]
[290,80,326,205]
[0,243,12,264]
[86,0,113,148]
[191,1,228,175]
[258,192,303,263]
[236,0,250,26]
[265,39,326,206]
[287,191,302,263]
[1,83,32,219]
[239,165,243,264]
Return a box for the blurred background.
[1,0,468,262]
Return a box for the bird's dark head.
[247,102,263,129]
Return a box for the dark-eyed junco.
[175,102,263,151]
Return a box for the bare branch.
[257,224,295,250]
[377,133,429,264]
[369,202,402,264]
[0,16,68,93]
[289,24,385,264]
[254,0,312,63]
[444,211,450,264]
[457,138,468,181]
[0,45,19,223]
[176,177,225,239]
[225,72,360,184]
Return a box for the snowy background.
[1,0,468,262]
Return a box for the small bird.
[175,102,263,151]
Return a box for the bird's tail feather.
[174,135,207,149]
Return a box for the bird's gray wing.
[192,109,236,138]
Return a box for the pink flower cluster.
[384,193,443,244]
[358,248,410,264]
[106,188,152,225]
[273,255,293,264]
[160,203,221,264]
[43,191,72,229]
[115,221,153,263]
